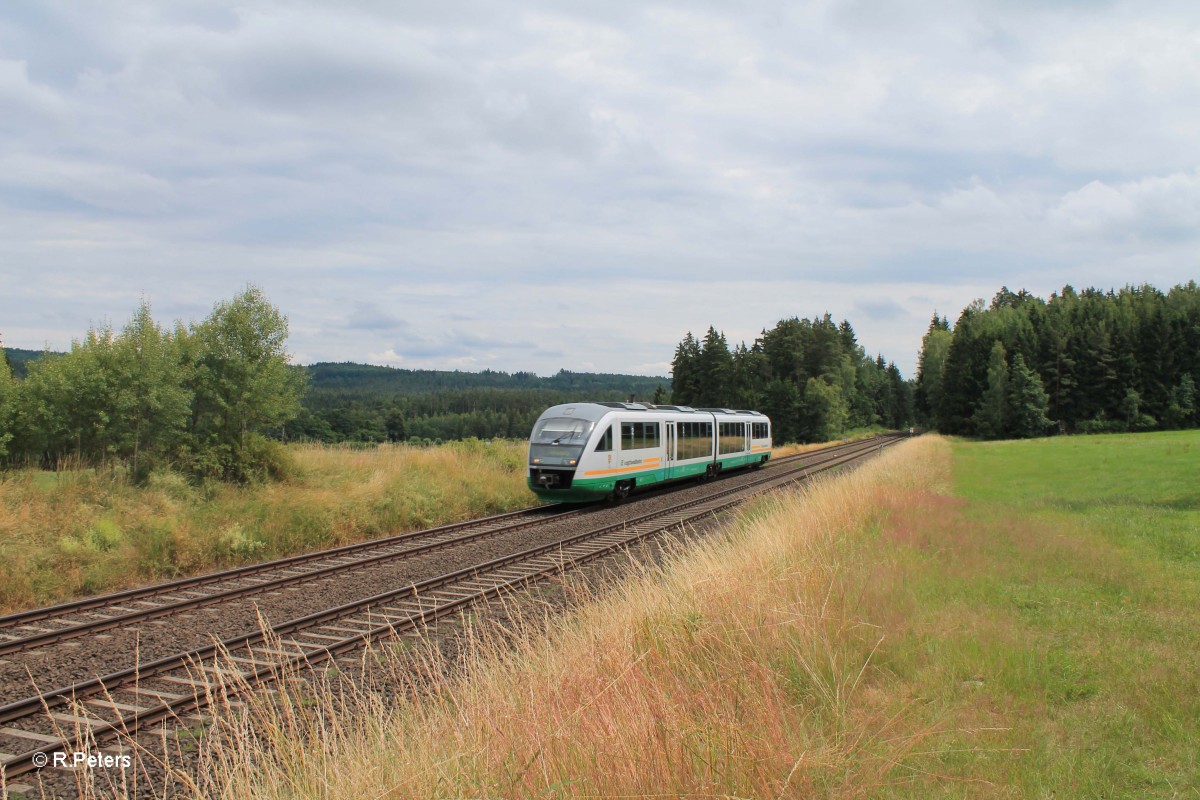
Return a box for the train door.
[665,421,676,478]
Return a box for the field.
[915,431,1200,795]
[0,440,532,612]
[182,430,1199,798]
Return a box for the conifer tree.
[915,314,952,428]
[1165,374,1196,428]
[670,332,701,405]
[1007,353,1053,438]
[972,341,1010,439]
[695,327,733,407]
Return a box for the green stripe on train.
[528,453,770,502]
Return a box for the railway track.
[0,504,580,657]
[0,436,870,658]
[0,433,905,780]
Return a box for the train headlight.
[568,459,577,466]
[532,458,542,464]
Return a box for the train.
[527,402,772,503]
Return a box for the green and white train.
[527,402,772,503]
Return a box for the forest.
[288,364,666,444]
[916,282,1200,438]
[669,316,914,443]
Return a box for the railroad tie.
[48,712,106,731]
[249,646,308,659]
[85,699,152,714]
[200,664,247,679]
[361,612,411,624]
[317,625,377,636]
[126,687,187,701]
[291,632,346,644]
[0,726,65,743]
[158,675,215,690]
[428,588,478,600]
[224,654,283,668]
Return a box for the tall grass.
[0,440,531,612]
[185,437,949,799]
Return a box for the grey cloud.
[446,330,540,351]
[852,299,907,322]
[344,301,409,332]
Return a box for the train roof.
[554,402,765,416]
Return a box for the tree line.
[916,283,1200,438]
[286,363,667,445]
[288,387,564,444]
[0,288,305,481]
[670,317,913,443]
[289,386,669,445]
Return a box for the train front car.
[528,402,679,503]
[527,403,614,502]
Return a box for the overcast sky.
[2,1,1197,378]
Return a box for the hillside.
[306,362,665,396]
[3,348,48,380]
[296,363,669,443]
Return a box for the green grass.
[864,430,1200,798]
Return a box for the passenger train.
[527,402,772,503]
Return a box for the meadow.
[178,430,1199,799]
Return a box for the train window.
[594,425,613,452]
[532,417,594,444]
[621,421,661,450]
[718,422,746,454]
[751,422,769,439]
[677,421,712,459]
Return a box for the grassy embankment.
[183,430,1199,798]
[0,440,532,612]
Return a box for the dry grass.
[0,440,531,612]
[181,437,950,799]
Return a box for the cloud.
[2,1,1200,380]
[852,298,907,323]
[1051,171,1200,241]
[343,301,409,332]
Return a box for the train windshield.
[530,417,594,466]
[531,417,594,445]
